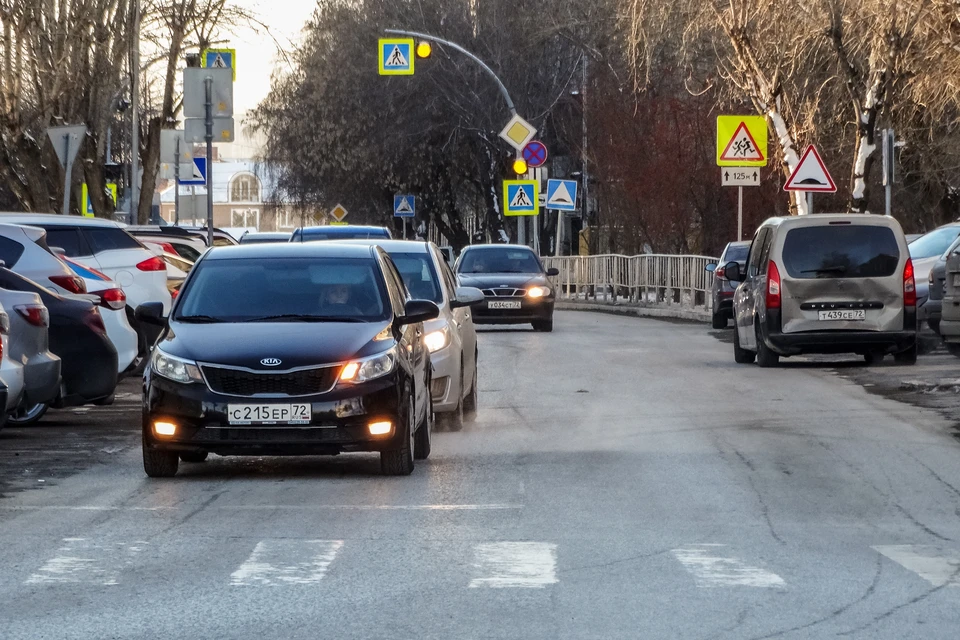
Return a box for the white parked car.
[63,257,139,375]
[0,301,25,420]
[0,224,87,296]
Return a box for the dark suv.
[706,241,750,329]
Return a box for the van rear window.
[781,226,900,279]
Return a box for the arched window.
[230,174,261,203]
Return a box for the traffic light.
[416,41,432,59]
[512,157,528,175]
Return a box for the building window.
[231,208,260,228]
[277,210,295,229]
[230,174,261,203]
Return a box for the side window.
[44,227,90,257]
[379,256,408,316]
[758,231,775,275]
[83,228,142,253]
[0,236,26,267]
[747,229,768,277]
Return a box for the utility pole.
[129,0,140,224]
[204,77,214,247]
[581,55,590,253]
[174,136,181,225]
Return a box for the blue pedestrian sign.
[202,48,236,81]
[379,39,414,76]
[178,157,207,185]
[394,195,415,218]
[545,179,578,211]
[503,180,539,217]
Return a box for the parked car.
[909,224,960,320]
[126,225,207,262]
[454,244,559,332]
[175,225,239,247]
[705,241,751,329]
[934,237,960,354]
[344,240,484,430]
[924,255,949,335]
[290,225,392,242]
[0,268,117,411]
[726,214,917,367]
[239,231,291,244]
[0,301,25,419]
[137,242,440,478]
[0,289,61,426]
[63,257,139,375]
[0,224,86,296]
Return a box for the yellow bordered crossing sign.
[202,48,237,81]
[379,39,415,76]
[503,180,539,217]
[717,115,767,167]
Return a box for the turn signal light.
[100,287,127,311]
[368,421,392,436]
[340,362,360,381]
[154,421,177,436]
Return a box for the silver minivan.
[725,214,917,367]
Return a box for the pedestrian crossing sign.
[201,48,236,81]
[503,180,539,217]
[379,39,414,76]
[394,195,415,218]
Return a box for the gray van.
[725,214,917,367]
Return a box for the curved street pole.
[383,29,517,117]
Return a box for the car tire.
[180,451,209,463]
[381,395,415,476]
[712,312,727,329]
[463,358,478,416]
[946,343,960,359]
[755,323,780,368]
[863,352,884,366]
[7,402,49,427]
[733,324,755,364]
[143,435,179,478]
[440,368,465,432]
[532,319,554,332]
[894,342,918,365]
[414,392,433,461]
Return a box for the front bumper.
[761,309,917,356]
[472,297,554,324]
[143,371,406,456]
[428,345,461,413]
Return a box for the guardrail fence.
[542,254,720,311]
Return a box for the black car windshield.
[176,257,389,322]
[458,248,541,274]
[782,226,900,279]
[908,226,960,260]
[390,253,442,303]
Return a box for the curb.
[555,301,711,323]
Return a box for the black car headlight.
[339,347,397,384]
[152,349,204,384]
[526,286,550,298]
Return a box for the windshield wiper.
[243,314,364,323]
[176,315,223,323]
[801,266,848,274]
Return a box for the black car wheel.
[381,394,415,476]
[754,322,780,368]
[863,352,884,366]
[7,402,49,426]
[712,312,727,329]
[440,366,465,432]
[894,342,918,365]
[532,319,553,332]
[733,324,755,364]
[414,391,433,460]
[143,433,180,478]
[464,358,478,416]
[180,451,209,463]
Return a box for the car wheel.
[733,324,755,364]
[532,319,553,332]
[414,391,433,460]
[142,433,179,478]
[929,319,941,335]
[712,312,727,329]
[863,352,884,366]
[380,394,415,476]
[7,402,49,426]
[894,342,918,365]
[180,451,209,463]
[946,343,960,359]
[755,323,780,368]
[463,358,478,416]
[440,367,465,432]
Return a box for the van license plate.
[818,310,865,321]
[227,404,311,425]
[488,300,521,309]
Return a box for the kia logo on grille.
[260,358,282,367]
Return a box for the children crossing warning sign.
[503,180,538,216]
[717,115,767,167]
[378,39,415,75]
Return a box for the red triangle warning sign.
[784,145,837,192]
[720,122,765,163]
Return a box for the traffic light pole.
[204,77,214,247]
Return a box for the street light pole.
[129,0,140,224]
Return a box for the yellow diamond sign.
[498,114,537,151]
[331,204,348,222]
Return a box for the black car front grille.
[481,288,525,297]
[201,365,338,397]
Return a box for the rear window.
[722,244,749,264]
[294,228,391,241]
[0,236,25,267]
[83,227,143,253]
[44,227,90,257]
[908,226,960,260]
[781,225,900,279]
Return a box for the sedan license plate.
[227,404,311,425]
[818,309,865,321]
[488,300,521,310]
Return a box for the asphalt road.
[2,311,960,639]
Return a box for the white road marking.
[0,503,521,512]
[231,540,344,586]
[873,545,960,587]
[26,538,147,586]
[469,542,558,588]
[672,545,785,588]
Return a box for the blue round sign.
[522,140,548,168]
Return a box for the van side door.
[735,228,770,350]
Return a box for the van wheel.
[733,325,755,364]
[863,352,884,366]
[712,312,727,329]
[755,323,780,368]
[894,343,918,365]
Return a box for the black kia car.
[137,243,439,477]
[454,244,558,332]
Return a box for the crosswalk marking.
[873,545,960,587]
[469,542,558,588]
[672,545,785,588]
[26,538,146,586]
[230,540,344,586]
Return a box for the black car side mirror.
[398,300,440,325]
[723,262,742,282]
[135,302,168,327]
[546,267,560,277]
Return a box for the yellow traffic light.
[512,158,528,175]
[416,42,432,59]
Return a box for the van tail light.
[49,275,86,294]
[904,258,916,307]
[15,304,49,328]
[136,256,166,272]
[716,267,726,279]
[99,287,127,311]
[83,309,107,335]
[766,261,781,309]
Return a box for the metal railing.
[542,254,720,310]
